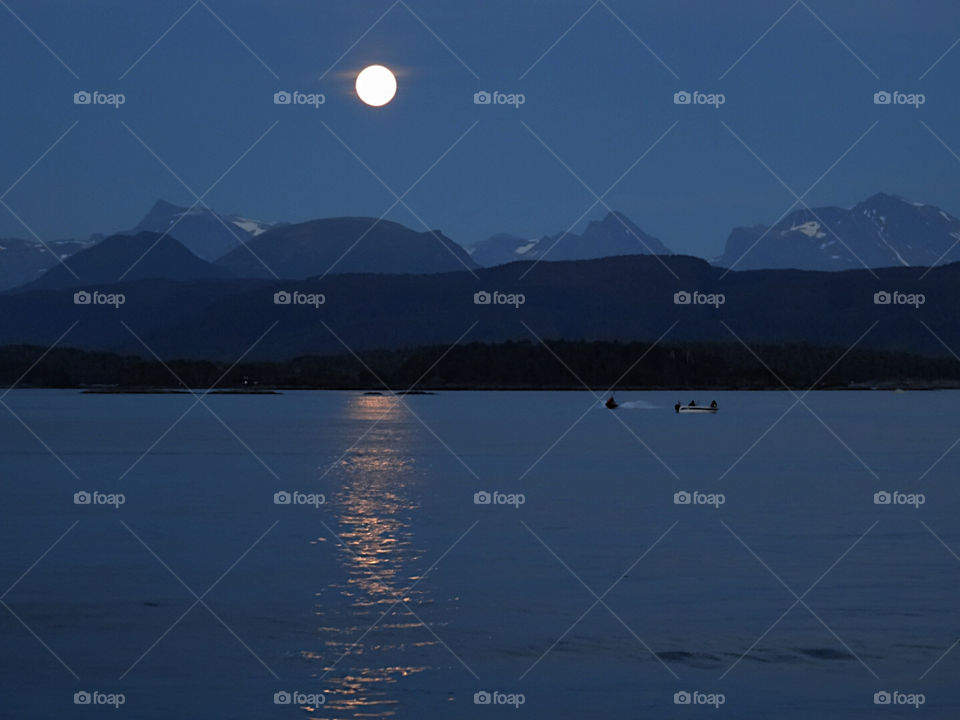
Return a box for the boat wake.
[607,399,658,410]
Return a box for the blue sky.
[1,0,959,257]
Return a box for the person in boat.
[710,400,717,409]
[689,400,696,407]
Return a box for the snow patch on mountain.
[785,221,826,239]
[515,241,538,255]
[232,218,271,236]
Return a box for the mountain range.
[2,193,960,292]
[0,199,278,291]
[0,235,100,291]
[0,253,952,362]
[468,211,672,266]
[716,193,960,271]
[216,217,477,278]
[132,199,283,261]
[25,232,230,290]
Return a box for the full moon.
[355,65,397,107]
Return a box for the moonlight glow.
[355,65,397,107]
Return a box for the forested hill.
[1,340,957,391]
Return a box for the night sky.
[2,0,959,257]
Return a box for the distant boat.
[675,401,718,414]
[605,395,619,409]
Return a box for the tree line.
[0,340,957,390]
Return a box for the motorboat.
[605,395,619,409]
[675,401,718,414]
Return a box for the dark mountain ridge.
[2,253,954,362]
[215,216,479,278]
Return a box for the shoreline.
[8,383,959,393]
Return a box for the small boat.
[605,395,619,409]
[675,401,718,414]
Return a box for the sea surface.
[1,389,958,718]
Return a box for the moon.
[355,65,397,107]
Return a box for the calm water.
[1,389,959,718]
